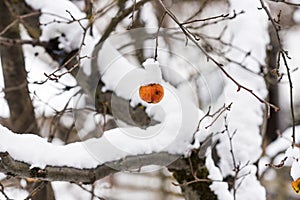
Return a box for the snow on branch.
[0,124,181,183]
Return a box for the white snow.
[0,173,6,180]
[235,165,266,200]
[95,40,207,155]
[98,41,140,96]
[141,58,163,85]
[21,0,99,116]
[52,182,94,200]
[0,51,206,168]
[291,160,300,181]
[218,0,268,173]
[1,0,299,199]
[0,59,10,118]
[294,8,300,23]
[0,0,205,171]
[25,0,87,52]
[206,148,234,200]
[0,97,202,169]
[279,27,300,98]
[0,35,212,168]
[0,187,28,200]
[25,53,78,116]
[268,126,300,181]
[206,0,269,199]
[140,2,158,28]
[263,125,300,181]
[0,124,99,168]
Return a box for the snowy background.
[0,0,300,199]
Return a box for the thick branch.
[0,151,178,184]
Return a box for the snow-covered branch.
[0,151,114,183]
[0,147,179,184]
[0,124,183,183]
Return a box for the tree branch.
[268,0,300,6]
[0,151,179,184]
[156,0,279,115]
[259,0,296,146]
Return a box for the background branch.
[259,0,296,145]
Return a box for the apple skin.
[139,83,164,104]
[292,177,300,194]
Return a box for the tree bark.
[168,151,217,200]
[0,1,54,199]
[0,151,180,183]
[0,0,38,134]
[265,25,280,143]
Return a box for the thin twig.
[66,10,86,31]
[172,178,216,187]
[268,0,300,6]
[224,116,250,200]
[0,182,12,200]
[128,0,137,28]
[193,102,232,139]
[186,10,244,30]
[182,13,230,25]
[0,37,47,47]
[184,0,209,22]
[259,0,295,146]
[154,12,166,61]
[0,11,40,36]
[157,0,279,115]
[265,156,287,168]
[205,103,232,129]
[75,183,106,200]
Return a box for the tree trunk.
[0,1,54,199]
[168,152,217,200]
[265,25,280,144]
[0,0,38,134]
